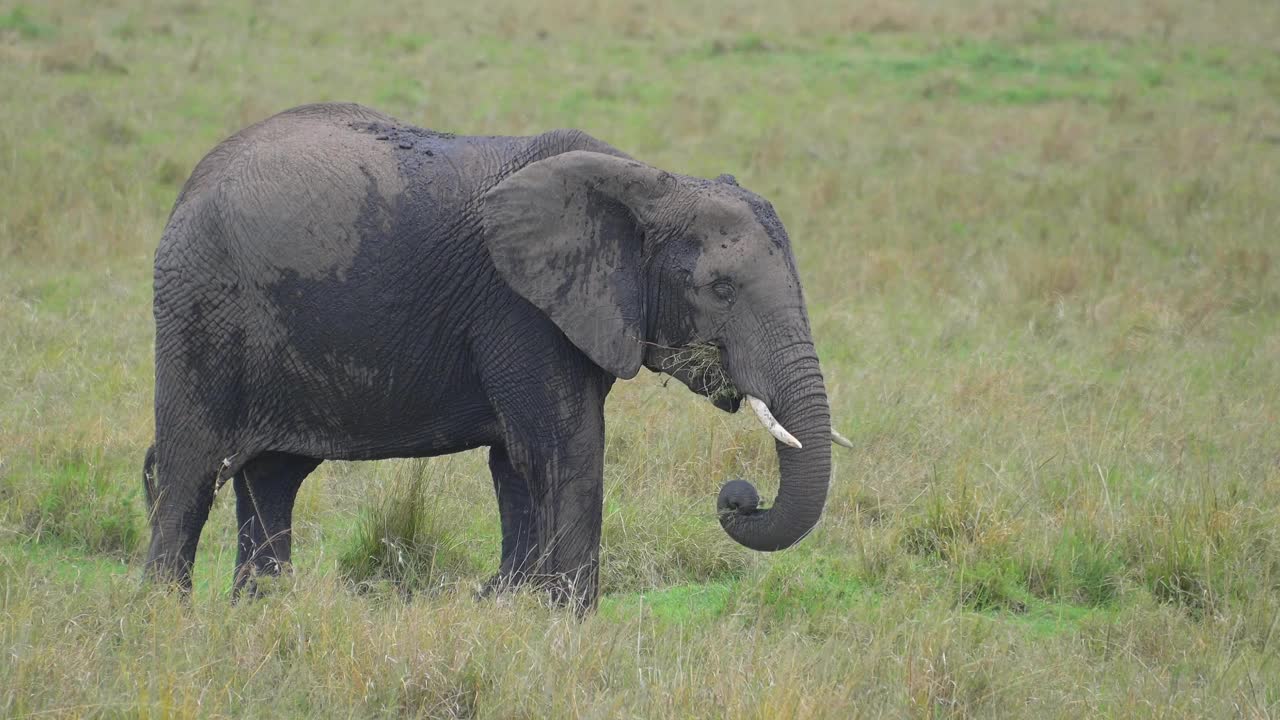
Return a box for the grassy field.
[2,0,1279,716]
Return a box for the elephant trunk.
[718,351,831,551]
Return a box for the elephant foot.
[476,571,594,614]
[476,570,531,599]
[542,572,597,616]
[232,562,294,602]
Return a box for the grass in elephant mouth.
[658,342,740,404]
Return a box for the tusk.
[831,427,854,448]
[745,395,802,449]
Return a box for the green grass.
[338,460,487,595]
[2,0,1280,716]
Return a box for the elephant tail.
[142,444,157,518]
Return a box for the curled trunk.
[718,357,831,551]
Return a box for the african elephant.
[143,102,841,609]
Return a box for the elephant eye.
[711,279,736,304]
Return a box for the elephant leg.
[233,451,321,597]
[532,443,605,612]
[482,445,540,593]
[144,444,221,592]
[475,311,614,610]
[502,391,608,612]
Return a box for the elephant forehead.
[218,127,406,282]
[689,196,789,281]
[692,241,796,295]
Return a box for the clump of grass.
[657,341,738,403]
[1120,492,1259,618]
[1144,546,1211,613]
[398,659,490,719]
[338,461,479,595]
[1024,527,1124,607]
[5,450,142,558]
[957,557,1030,612]
[599,496,747,593]
[1130,515,1220,617]
[901,483,986,561]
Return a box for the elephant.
[142,102,844,609]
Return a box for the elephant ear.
[480,151,674,379]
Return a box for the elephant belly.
[241,316,500,461]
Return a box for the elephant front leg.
[482,445,540,593]
[476,330,613,611]
[494,399,607,612]
[531,451,604,611]
[484,439,605,612]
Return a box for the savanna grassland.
[2,1,1280,717]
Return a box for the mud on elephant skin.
[143,102,843,609]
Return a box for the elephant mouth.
[711,388,743,413]
[657,341,742,413]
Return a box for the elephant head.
[481,151,831,551]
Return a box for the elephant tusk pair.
[745,395,854,450]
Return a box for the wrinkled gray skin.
[144,103,831,609]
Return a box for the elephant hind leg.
[144,444,224,592]
[233,451,322,598]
